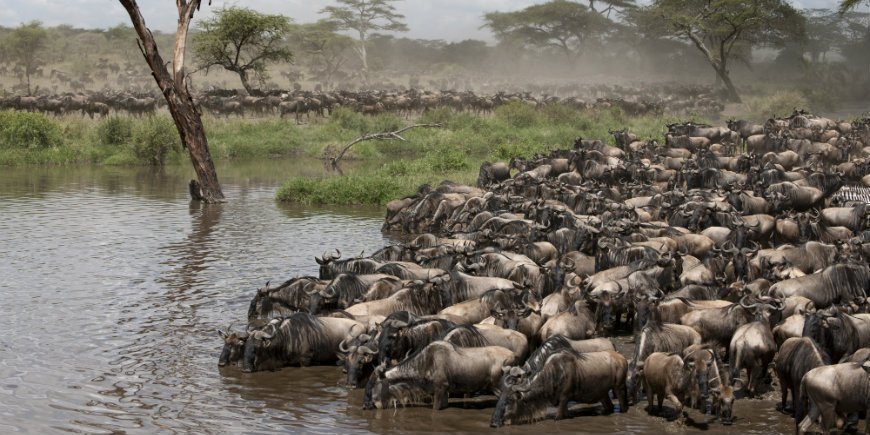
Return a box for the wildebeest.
[489,350,628,427]
[241,313,363,372]
[773,337,830,421]
[363,341,516,410]
[641,350,710,420]
[797,357,870,434]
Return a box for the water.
[0,160,798,434]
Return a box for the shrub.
[330,107,370,133]
[370,113,403,133]
[96,116,133,146]
[419,107,455,125]
[424,146,470,172]
[130,115,181,166]
[743,91,809,120]
[276,175,408,205]
[0,110,63,149]
[495,101,539,128]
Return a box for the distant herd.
[0,83,723,121]
[219,109,870,433]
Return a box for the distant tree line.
[0,0,868,102]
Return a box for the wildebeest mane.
[326,273,371,308]
[509,351,588,424]
[247,276,320,320]
[523,335,578,373]
[392,319,456,362]
[253,313,328,364]
[442,324,490,348]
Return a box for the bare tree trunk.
[118,0,224,203]
[715,66,741,103]
[238,69,254,95]
[358,30,369,87]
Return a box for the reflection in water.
[0,161,797,434]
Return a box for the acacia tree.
[483,0,609,62]
[7,21,47,95]
[320,0,408,85]
[192,7,293,94]
[633,0,804,103]
[586,0,637,18]
[292,21,354,91]
[840,0,869,14]
[117,0,224,202]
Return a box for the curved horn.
[339,337,350,353]
[359,346,378,354]
[322,284,337,298]
[739,295,760,309]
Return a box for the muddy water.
[1,160,796,434]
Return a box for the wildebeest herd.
[0,83,724,120]
[220,109,870,433]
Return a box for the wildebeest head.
[491,305,533,331]
[314,249,341,276]
[711,379,743,425]
[218,325,248,367]
[337,330,378,388]
[241,320,279,372]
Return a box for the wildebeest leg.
[667,390,684,420]
[778,378,789,412]
[818,400,837,434]
[556,396,569,420]
[433,384,449,410]
[798,403,820,434]
[601,394,615,414]
[616,384,629,412]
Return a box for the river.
[0,160,798,434]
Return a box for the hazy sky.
[0,0,847,42]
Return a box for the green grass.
[0,105,692,205]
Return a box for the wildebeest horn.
[358,333,372,343]
[509,367,525,377]
[739,295,760,309]
[322,285,337,298]
[359,346,378,355]
[304,286,320,295]
[339,337,350,352]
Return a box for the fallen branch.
[330,123,443,167]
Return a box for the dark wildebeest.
[773,337,830,421]
[241,314,363,372]
[797,357,870,434]
[363,341,516,410]
[489,350,628,427]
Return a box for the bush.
[96,116,133,146]
[495,101,539,128]
[276,175,407,205]
[370,113,403,133]
[0,111,63,149]
[743,91,809,120]
[130,115,181,166]
[424,146,470,172]
[330,107,370,133]
[419,107,455,125]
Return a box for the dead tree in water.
[118,0,224,202]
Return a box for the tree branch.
[330,123,443,167]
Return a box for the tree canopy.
[292,20,355,90]
[193,7,294,94]
[7,21,48,95]
[483,0,609,61]
[320,0,408,85]
[632,0,805,102]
